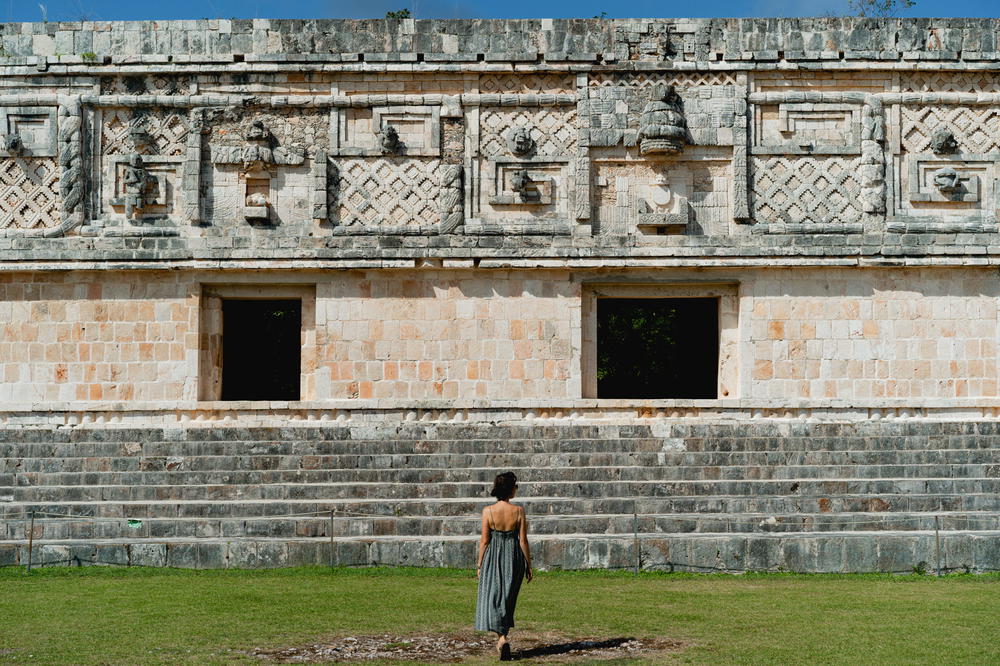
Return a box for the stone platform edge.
[2,400,1000,426]
[1,533,998,574]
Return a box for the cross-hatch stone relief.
[333,158,444,229]
[479,74,574,94]
[101,109,190,157]
[752,156,864,225]
[99,76,192,96]
[588,72,737,89]
[0,158,60,230]
[901,72,1000,93]
[900,106,1000,156]
[479,107,578,158]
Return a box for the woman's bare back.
[486,501,522,531]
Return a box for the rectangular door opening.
[221,299,302,401]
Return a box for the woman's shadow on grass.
[514,637,636,660]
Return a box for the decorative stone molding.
[859,99,886,215]
[56,98,84,235]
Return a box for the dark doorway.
[221,299,302,401]
[597,297,718,399]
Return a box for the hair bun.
[489,471,518,500]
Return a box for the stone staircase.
[2,421,1000,572]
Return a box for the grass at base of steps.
[1,566,998,664]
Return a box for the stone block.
[130,543,168,567]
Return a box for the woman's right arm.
[476,507,491,578]
[518,507,533,582]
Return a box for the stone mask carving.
[127,124,153,153]
[379,124,403,154]
[932,166,961,193]
[507,127,535,156]
[242,120,274,168]
[639,82,687,156]
[930,126,959,155]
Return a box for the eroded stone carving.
[122,154,151,220]
[209,119,308,223]
[510,169,531,194]
[379,124,403,154]
[932,166,962,193]
[58,100,84,231]
[210,120,305,168]
[507,127,536,157]
[3,133,23,155]
[438,164,464,233]
[930,127,959,155]
[859,99,886,215]
[639,83,687,156]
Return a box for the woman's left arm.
[518,507,533,582]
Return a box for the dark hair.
[490,472,518,501]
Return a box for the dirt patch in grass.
[249,631,689,663]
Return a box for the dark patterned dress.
[474,511,527,635]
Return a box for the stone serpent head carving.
[379,124,403,154]
[932,166,962,193]
[3,133,23,154]
[510,169,531,194]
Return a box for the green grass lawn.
[1,566,998,665]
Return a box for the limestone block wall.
[0,271,197,403]
[0,265,998,408]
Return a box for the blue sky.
[4,0,998,23]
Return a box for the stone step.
[0,531,997,573]
[7,478,1000,502]
[6,511,1000,541]
[4,432,1000,458]
[7,462,1000,488]
[6,492,1000,519]
[7,448,1000,475]
[8,450,1000,480]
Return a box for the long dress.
[474,513,527,635]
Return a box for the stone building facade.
[2,18,1000,571]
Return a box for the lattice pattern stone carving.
[334,158,444,228]
[752,156,863,224]
[900,106,1000,155]
[901,73,1000,93]
[589,72,736,88]
[0,158,60,230]
[101,109,190,156]
[480,108,577,158]
[99,76,192,95]
[479,74,574,94]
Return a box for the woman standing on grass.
[475,471,533,661]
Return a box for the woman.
[475,471,533,661]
